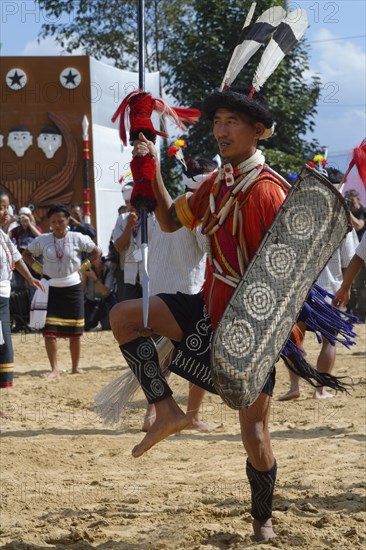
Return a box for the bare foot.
[142,415,156,432]
[312,388,333,399]
[185,417,221,432]
[253,518,276,541]
[44,370,60,380]
[142,406,156,432]
[71,368,84,375]
[132,397,189,458]
[277,389,300,401]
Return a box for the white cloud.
[21,36,83,56]
[305,29,366,153]
[20,36,116,67]
[312,29,365,105]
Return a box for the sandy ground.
[0,324,365,550]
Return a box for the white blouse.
[112,213,155,285]
[27,231,97,279]
[0,229,22,298]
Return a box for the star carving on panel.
[6,68,27,90]
[59,67,81,89]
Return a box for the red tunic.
[189,169,288,328]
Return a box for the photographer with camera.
[344,189,366,241]
[9,207,42,332]
[10,207,42,248]
[112,181,155,301]
[82,255,117,331]
[344,189,366,321]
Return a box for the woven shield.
[211,166,352,409]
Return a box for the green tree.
[164,0,322,177]
[37,0,321,191]
[37,1,190,80]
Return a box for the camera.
[345,198,352,209]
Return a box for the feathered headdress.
[220,4,286,90]
[206,3,308,137]
[112,90,200,211]
[249,8,309,97]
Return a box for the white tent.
[89,58,160,254]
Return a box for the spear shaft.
[82,115,91,224]
[138,0,150,332]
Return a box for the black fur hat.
[202,85,274,139]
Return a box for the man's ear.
[254,122,266,139]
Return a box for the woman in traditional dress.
[23,204,101,378]
[0,191,44,417]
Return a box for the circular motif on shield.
[221,319,255,358]
[307,185,333,232]
[283,206,315,241]
[242,282,276,320]
[265,244,296,280]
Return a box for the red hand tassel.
[112,90,201,211]
[130,155,157,211]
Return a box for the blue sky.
[1,0,365,169]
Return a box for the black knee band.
[120,337,173,404]
[246,460,277,521]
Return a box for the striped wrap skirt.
[0,296,14,388]
[43,283,84,338]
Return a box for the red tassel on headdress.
[112,90,201,211]
[344,138,366,189]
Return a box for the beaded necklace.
[203,151,266,290]
[202,150,265,237]
[53,232,68,261]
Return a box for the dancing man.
[110,6,351,541]
[110,86,334,541]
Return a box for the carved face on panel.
[7,128,33,157]
[37,127,63,159]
